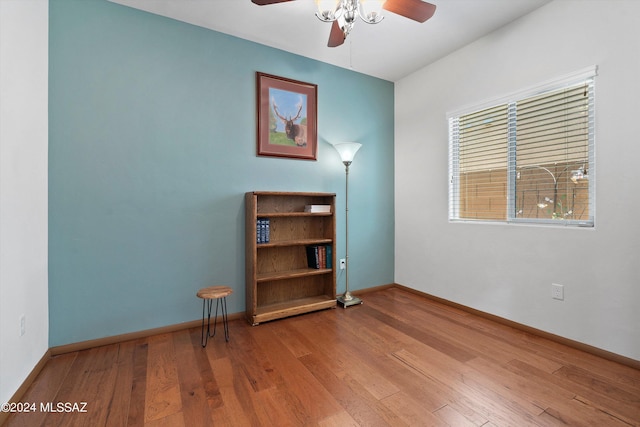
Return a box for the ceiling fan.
[251,0,436,47]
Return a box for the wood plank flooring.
[5,287,639,426]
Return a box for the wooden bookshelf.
[245,191,336,325]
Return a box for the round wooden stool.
[197,286,232,347]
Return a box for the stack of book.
[306,245,332,269]
[304,205,331,213]
[256,218,270,244]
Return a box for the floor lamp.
[331,142,363,308]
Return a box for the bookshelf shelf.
[257,238,332,248]
[245,191,336,325]
[257,212,332,218]
[256,268,332,282]
[253,295,336,324]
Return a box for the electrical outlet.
[551,283,564,301]
[20,315,26,336]
[339,259,346,270]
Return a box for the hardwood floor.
[5,287,639,426]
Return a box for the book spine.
[325,245,332,269]
[304,205,331,213]
[256,219,261,244]
[306,245,320,269]
[319,246,326,269]
[305,246,314,269]
[256,218,270,244]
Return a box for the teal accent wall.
[49,0,394,346]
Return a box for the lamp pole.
[331,142,362,308]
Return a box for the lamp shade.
[359,0,385,23]
[332,142,362,164]
[316,0,341,21]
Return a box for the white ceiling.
[109,0,552,82]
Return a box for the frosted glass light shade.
[316,0,341,22]
[359,0,385,23]
[332,142,362,164]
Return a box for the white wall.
[0,0,49,403]
[395,0,640,361]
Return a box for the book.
[306,244,333,269]
[319,246,326,269]
[256,218,270,244]
[306,245,320,269]
[304,204,331,213]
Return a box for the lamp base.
[337,294,363,308]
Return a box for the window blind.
[449,70,595,226]
[512,81,593,223]
[450,105,508,220]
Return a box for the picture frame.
[256,72,318,160]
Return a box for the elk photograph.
[256,72,317,160]
[270,89,308,147]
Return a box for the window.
[448,68,595,227]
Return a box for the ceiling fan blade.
[251,0,294,5]
[327,20,346,48]
[383,0,436,23]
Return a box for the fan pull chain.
[349,38,354,70]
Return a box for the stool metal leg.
[212,296,230,342]
[201,296,230,347]
[221,296,229,342]
[201,298,214,347]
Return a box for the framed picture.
[256,72,318,160]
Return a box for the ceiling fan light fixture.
[316,0,342,22]
[358,0,385,24]
[338,16,355,37]
[255,0,436,48]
